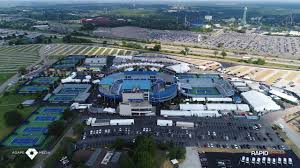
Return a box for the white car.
[272,158,276,165]
[283,158,287,165]
[256,157,261,165]
[278,158,282,165]
[251,157,256,164]
[262,157,266,164]
[241,156,245,163]
[288,158,293,165]
[245,157,250,164]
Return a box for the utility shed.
[157,119,173,126]
[241,90,281,112]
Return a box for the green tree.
[184,47,190,55]
[4,111,23,126]
[217,43,224,48]
[221,50,227,58]
[112,138,126,150]
[48,120,65,137]
[254,58,266,65]
[133,151,155,168]
[213,50,218,57]
[62,109,74,120]
[168,146,186,160]
[14,155,36,168]
[152,44,161,51]
[73,123,85,137]
[18,67,27,75]
[120,153,135,168]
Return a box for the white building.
[205,15,213,21]
[241,90,281,112]
[119,92,155,116]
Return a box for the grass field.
[0,45,41,74]
[0,73,14,85]
[45,44,138,57]
[0,90,39,140]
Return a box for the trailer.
[110,119,134,126]
[176,121,194,128]
[157,119,173,126]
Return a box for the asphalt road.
[277,118,300,149]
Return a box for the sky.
[1,0,300,2]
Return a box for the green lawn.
[0,73,14,85]
[0,92,38,141]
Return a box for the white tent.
[166,63,190,73]
[269,89,298,104]
[161,110,221,117]
[241,90,281,112]
[179,104,205,111]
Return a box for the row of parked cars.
[241,156,293,166]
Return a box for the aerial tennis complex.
[99,71,177,103]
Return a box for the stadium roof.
[241,90,281,112]
[122,79,151,90]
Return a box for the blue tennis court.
[23,126,48,133]
[58,88,86,95]
[39,107,65,113]
[19,85,49,93]
[49,95,76,102]
[32,77,59,85]
[34,116,57,121]
[11,137,39,145]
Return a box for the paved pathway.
[179,147,202,168]
[277,118,300,149]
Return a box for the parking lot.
[199,151,299,168]
[77,116,286,150]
